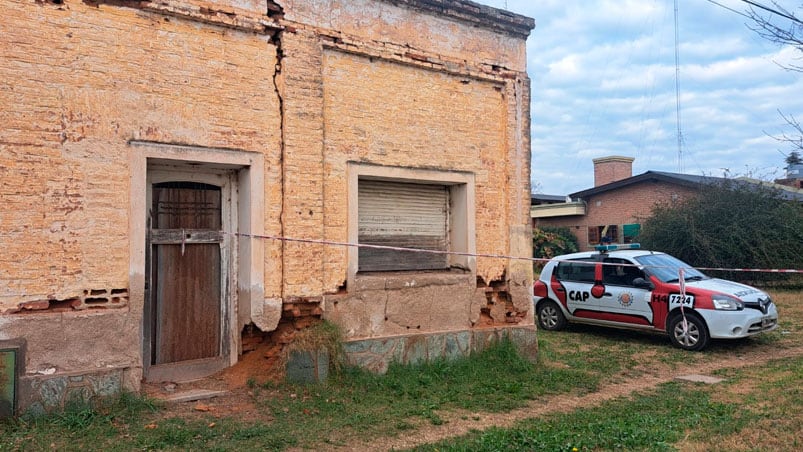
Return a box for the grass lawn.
[1,290,800,451]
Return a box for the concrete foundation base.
[343,325,538,374]
[19,368,136,417]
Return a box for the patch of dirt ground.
[142,339,803,451]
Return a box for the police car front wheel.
[668,312,710,351]
[537,300,567,331]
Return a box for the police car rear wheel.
[537,300,567,331]
[668,312,709,351]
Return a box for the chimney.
[593,156,634,187]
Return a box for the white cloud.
[478,0,803,195]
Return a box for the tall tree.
[745,1,803,71]
[787,149,802,166]
[745,3,803,163]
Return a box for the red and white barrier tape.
[696,267,803,273]
[231,232,803,274]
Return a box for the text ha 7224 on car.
[532,244,778,350]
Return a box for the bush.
[638,180,803,285]
[533,227,579,271]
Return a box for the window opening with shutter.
[358,179,450,271]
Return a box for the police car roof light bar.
[595,243,641,252]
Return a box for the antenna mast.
[674,0,684,172]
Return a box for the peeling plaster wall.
[321,51,509,284]
[1,0,534,409]
[1,0,281,403]
[280,0,529,72]
[278,0,535,339]
[1,0,281,310]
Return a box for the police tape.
[233,232,528,261]
[695,267,803,274]
[231,232,803,274]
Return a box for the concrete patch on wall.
[343,325,536,374]
[325,272,476,338]
[251,297,283,332]
[19,367,134,416]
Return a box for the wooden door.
[146,179,229,381]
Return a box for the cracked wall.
[277,0,535,342]
[2,0,534,408]
[1,0,282,407]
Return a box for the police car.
[532,244,779,350]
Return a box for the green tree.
[638,180,803,284]
[533,226,579,272]
[787,149,802,167]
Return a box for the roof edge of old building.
[381,0,535,38]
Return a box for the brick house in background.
[775,163,803,189]
[0,0,535,415]
[532,156,803,251]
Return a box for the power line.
[704,0,753,20]
[739,0,803,25]
[706,0,803,25]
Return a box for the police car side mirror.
[633,277,654,290]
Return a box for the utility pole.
[674,0,684,172]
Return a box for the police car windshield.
[633,253,708,283]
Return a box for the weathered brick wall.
[277,28,327,298]
[276,4,533,337]
[278,1,533,304]
[321,51,509,282]
[280,0,529,72]
[1,0,534,396]
[0,0,281,372]
[537,181,700,249]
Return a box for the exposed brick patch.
[238,297,325,381]
[476,275,526,327]
[16,300,51,311]
[281,298,324,330]
[8,288,129,314]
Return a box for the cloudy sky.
[476,0,803,195]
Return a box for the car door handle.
[604,292,612,297]
[556,287,565,292]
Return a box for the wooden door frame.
[144,166,237,382]
[129,142,266,385]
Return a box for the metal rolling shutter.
[358,180,449,271]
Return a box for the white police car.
[532,244,779,350]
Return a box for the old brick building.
[0,0,535,413]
